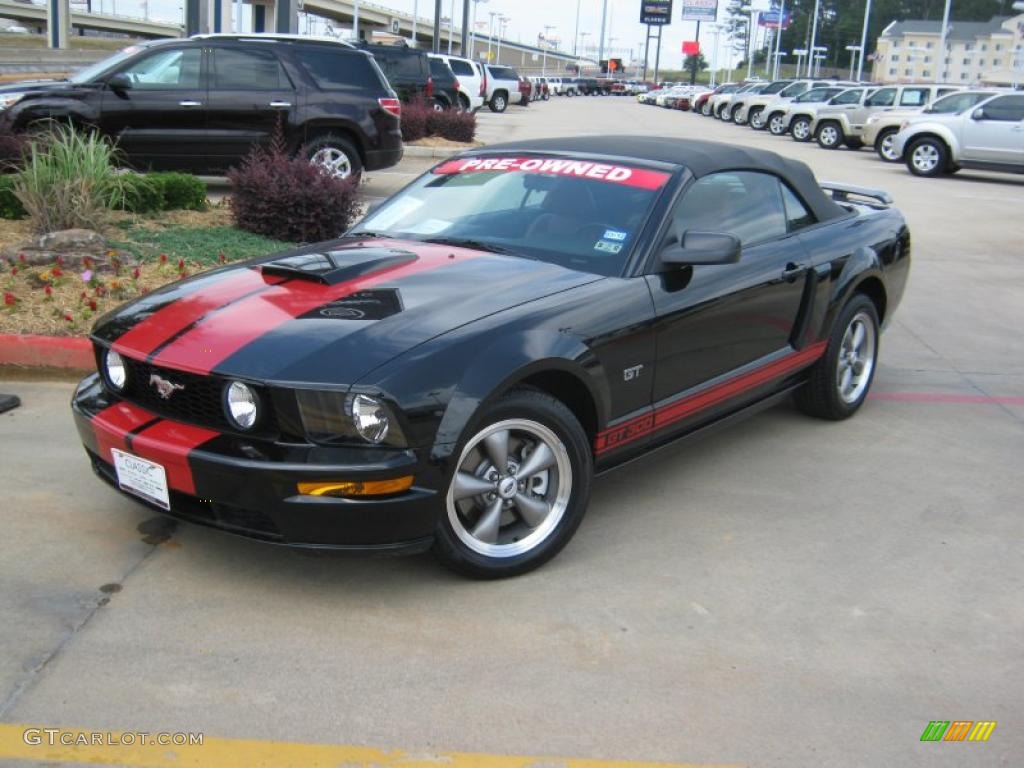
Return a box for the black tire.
[795,294,880,421]
[732,106,747,125]
[767,111,787,136]
[489,91,508,113]
[748,107,766,130]
[906,137,949,177]
[790,116,812,142]
[433,389,593,579]
[721,104,734,121]
[845,138,864,150]
[305,134,362,180]
[457,93,471,112]
[701,101,712,116]
[875,127,900,162]
[816,121,844,149]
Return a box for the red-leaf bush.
[426,109,477,143]
[400,99,430,143]
[228,135,361,243]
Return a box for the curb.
[402,145,463,159]
[0,334,93,372]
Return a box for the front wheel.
[767,112,787,136]
[875,128,900,162]
[306,135,362,180]
[791,116,812,142]
[795,294,879,420]
[433,390,592,578]
[906,137,949,177]
[720,104,733,121]
[701,101,712,116]
[749,107,766,130]
[816,121,844,149]
[732,107,747,125]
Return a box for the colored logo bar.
[921,721,997,742]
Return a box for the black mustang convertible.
[72,137,910,577]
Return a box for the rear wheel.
[306,135,361,180]
[457,93,471,112]
[875,128,900,162]
[816,121,844,149]
[906,137,949,177]
[791,116,812,141]
[795,294,879,421]
[767,112,787,135]
[489,91,508,113]
[433,390,592,578]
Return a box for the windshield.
[795,88,840,103]
[927,91,994,114]
[762,81,792,95]
[353,156,673,277]
[778,82,807,97]
[68,43,149,84]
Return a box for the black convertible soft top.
[478,135,847,224]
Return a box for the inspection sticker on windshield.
[433,157,671,190]
[595,240,623,254]
[603,229,628,242]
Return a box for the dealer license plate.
[111,449,170,511]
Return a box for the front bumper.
[72,375,445,553]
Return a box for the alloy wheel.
[837,312,876,404]
[819,124,840,147]
[769,115,785,135]
[309,147,353,179]
[879,132,899,161]
[792,119,810,141]
[446,419,572,558]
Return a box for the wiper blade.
[421,237,517,255]
[341,231,389,238]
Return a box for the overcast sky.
[101,0,742,74]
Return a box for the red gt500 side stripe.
[150,244,478,375]
[595,342,828,455]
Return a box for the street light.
[806,0,821,76]
[469,0,489,60]
[793,47,808,76]
[937,0,952,83]
[496,14,509,64]
[810,45,827,77]
[856,0,873,81]
[709,22,727,86]
[845,44,862,80]
[741,5,759,81]
[542,25,556,76]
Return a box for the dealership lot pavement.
[1,97,1022,767]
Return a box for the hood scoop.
[260,247,416,285]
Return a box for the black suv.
[427,57,460,110]
[356,42,441,106]
[0,34,403,179]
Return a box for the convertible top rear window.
[355,156,672,276]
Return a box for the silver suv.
[865,90,996,162]
[893,92,1024,177]
[812,84,960,150]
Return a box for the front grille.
[120,357,277,437]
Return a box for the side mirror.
[660,231,742,269]
[971,107,986,120]
[107,73,133,92]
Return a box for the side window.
[672,172,788,247]
[117,48,201,90]
[866,88,896,107]
[294,50,384,90]
[212,48,290,90]
[900,88,929,106]
[449,59,474,76]
[780,184,815,232]
[981,95,1024,122]
[831,89,863,105]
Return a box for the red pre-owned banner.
[433,157,671,191]
[682,41,701,55]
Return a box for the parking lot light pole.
[542,25,556,76]
[598,0,608,67]
[846,44,861,80]
[742,5,758,81]
[771,0,785,80]
[448,0,455,53]
[573,0,582,55]
[793,46,807,75]
[937,0,952,82]
[856,0,872,81]
[806,0,820,76]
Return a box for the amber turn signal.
[297,476,414,497]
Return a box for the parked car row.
[679,77,1024,178]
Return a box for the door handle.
[269,101,292,108]
[179,100,202,108]
[781,262,807,281]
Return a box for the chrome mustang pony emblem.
[149,374,185,400]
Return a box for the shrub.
[13,125,124,234]
[0,175,25,219]
[426,109,477,143]
[228,137,360,243]
[400,99,430,143]
[151,172,207,211]
[117,174,164,213]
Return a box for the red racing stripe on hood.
[90,401,158,464]
[111,269,285,359]
[150,244,477,375]
[131,421,219,496]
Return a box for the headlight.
[295,390,407,447]
[0,93,26,110]
[225,381,258,431]
[350,394,390,443]
[104,349,127,391]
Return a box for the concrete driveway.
[0,96,1021,768]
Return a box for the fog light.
[225,381,258,430]
[297,476,414,497]
[104,349,127,391]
